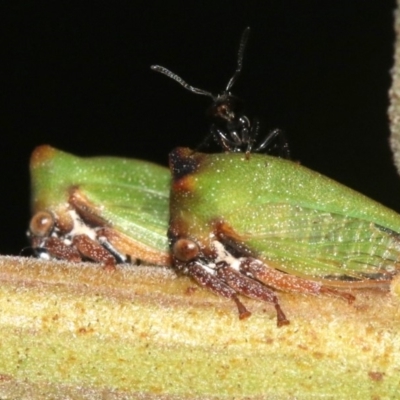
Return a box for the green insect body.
[168,147,400,326]
[29,145,170,267]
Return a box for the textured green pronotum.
[29,145,170,267]
[169,148,400,325]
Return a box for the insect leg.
[188,263,252,319]
[254,128,291,158]
[72,234,117,271]
[216,263,290,327]
[253,128,280,152]
[212,125,237,152]
[241,258,355,304]
[39,237,82,262]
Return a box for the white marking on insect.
[212,240,242,271]
[38,251,50,260]
[67,210,97,240]
[197,260,217,275]
[98,236,128,262]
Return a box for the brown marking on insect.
[72,234,116,271]
[29,144,57,168]
[240,255,355,304]
[169,147,202,181]
[98,227,171,267]
[167,223,182,244]
[69,187,109,227]
[171,175,197,194]
[43,237,82,263]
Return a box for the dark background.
[3,1,399,255]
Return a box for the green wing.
[81,182,169,253]
[228,203,400,282]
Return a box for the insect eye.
[29,211,55,237]
[218,104,229,116]
[207,102,234,123]
[172,238,200,262]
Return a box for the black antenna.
[151,27,250,99]
[150,65,215,99]
[226,27,250,91]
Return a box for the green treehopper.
[28,145,170,269]
[168,148,400,326]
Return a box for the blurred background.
[3,0,399,255]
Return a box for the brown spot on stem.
[368,371,384,382]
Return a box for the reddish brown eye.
[172,238,200,262]
[218,104,227,113]
[29,211,55,237]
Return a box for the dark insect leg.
[262,128,291,158]
[276,129,291,159]
[196,126,246,153]
[253,128,280,152]
[245,118,260,156]
[217,264,290,327]
[188,263,252,319]
[41,237,82,262]
[72,234,117,272]
[212,125,239,152]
